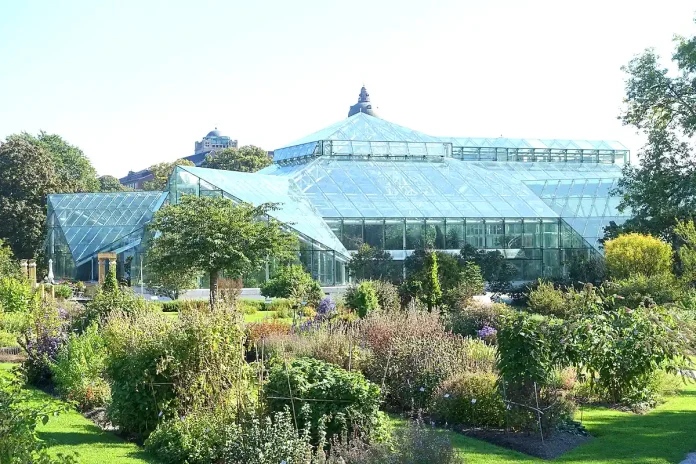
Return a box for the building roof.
[206,129,222,137]
[348,85,378,117]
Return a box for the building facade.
[50,87,631,286]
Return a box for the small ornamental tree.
[604,233,673,279]
[260,264,323,307]
[103,265,119,294]
[423,251,442,310]
[148,196,297,309]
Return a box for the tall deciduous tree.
[0,136,60,258]
[611,28,696,241]
[203,145,272,172]
[99,175,127,192]
[142,159,194,191]
[148,196,297,308]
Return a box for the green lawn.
[1,363,156,464]
[5,363,696,464]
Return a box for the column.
[27,260,37,287]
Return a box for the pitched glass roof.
[48,191,167,265]
[260,158,624,221]
[176,166,348,255]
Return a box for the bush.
[246,319,292,345]
[53,284,72,300]
[432,372,506,428]
[316,297,338,321]
[264,357,383,442]
[238,298,265,314]
[567,253,606,284]
[603,273,683,308]
[0,239,21,280]
[0,277,34,313]
[18,300,69,386]
[160,299,208,313]
[361,309,497,412]
[267,298,293,317]
[446,302,511,337]
[51,323,110,411]
[372,280,400,313]
[82,287,151,327]
[448,262,485,309]
[261,265,323,307]
[345,281,380,318]
[347,244,400,282]
[527,280,568,318]
[104,307,248,438]
[604,233,673,280]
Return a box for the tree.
[0,239,21,280]
[611,28,696,240]
[0,136,60,258]
[148,196,297,308]
[20,131,99,193]
[344,281,380,318]
[460,245,516,294]
[99,175,127,192]
[604,233,673,280]
[142,159,195,191]
[347,244,399,281]
[203,145,271,172]
[145,262,198,300]
[673,219,696,285]
[402,249,459,309]
[422,251,442,311]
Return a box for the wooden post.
[27,260,37,287]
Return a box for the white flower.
[506,404,512,410]
[444,394,450,398]
[471,398,477,404]
[158,411,163,417]
[419,387,425,392]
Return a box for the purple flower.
[316,297,336,321]
[477,325,497,342]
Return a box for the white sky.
[0,0,694,177]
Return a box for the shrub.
[261,265,323,307]
[0,239,21,280]
[104,307,248,438]
[238,298,264,314]
[446,302,511,337]
[316,297,338,321]
[361,309,496,412]
[432,372,506,427]
[347,243,400,282]
[372,280,400,313]
[53,284,72,300]
[246,319,292,345]
[264,357,383,442]
[82,287,151,327]
[160,299,208,313]
[103,265,119,293]
[567,253,606,284]
[604,233,673,280]
[51,323,110,410]
[448,262,485,309]
[18,300,68,386]
[603,273,683,308]
[267,298,293,317]
[527,280,568,318]
[345,281,380,318]
[0,277,34,313]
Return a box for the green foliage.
[603,273,683,308]
[432,372,506,427]
[0,239,21,279]
[82,287,150,327]
[142,158,194,191]
[260,264,323,307]
[345,281,380,318]
[0,277,34,313]
[567,253,606,285]
[569,305,688,408]
[238,298,264,314]
[0,372,76,464]
[98,175,127,192]
[604,233,673,279]
[372,280,400,312]
[446,302,511,337]
[146,265,198,300]
[202,145,272,173]
[53,284,72,300]
[423,252,442,310]
[403,249,460,308]
[264,357,383,441]
[675,219,696,284]
[450,262,485,308]
[103,265,119,293]
[159,299,208,313]
[51,323,110,410]
[347,244,400,282]
[18,300,67,386]
[460,245,516,294]
[104,307,248,438]
[149,195,297,308]
[527,280,568,318]
[0,136,60,258]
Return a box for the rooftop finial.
[348,85,378,118]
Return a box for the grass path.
[1,363,156,464]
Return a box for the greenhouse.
[46,111,630,285]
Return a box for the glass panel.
[342,219,363,250]
[465,219,485,248]
[485,220,504,249]
[542,220,559,248]
[504,219,523,249]
[385,220,404,250]
[364,220,385,248]
[445,219,464,249]
[522,220,540,248]
[425,219,445,249]
[405,220,424,249]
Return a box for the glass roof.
[274,113,630,163]
[48,191,167,265]
[260,158,624,222]
[176,166,348,256]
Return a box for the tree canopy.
[611,25,696,241]
[202,145,271,172]
[148,195,297,308]
[142,159,194,191]
[99,175,127,192]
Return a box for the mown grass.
[0,362,156,464]
[164,309,291,324]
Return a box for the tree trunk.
[209,269,219,310]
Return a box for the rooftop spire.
[348,85,378,118]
